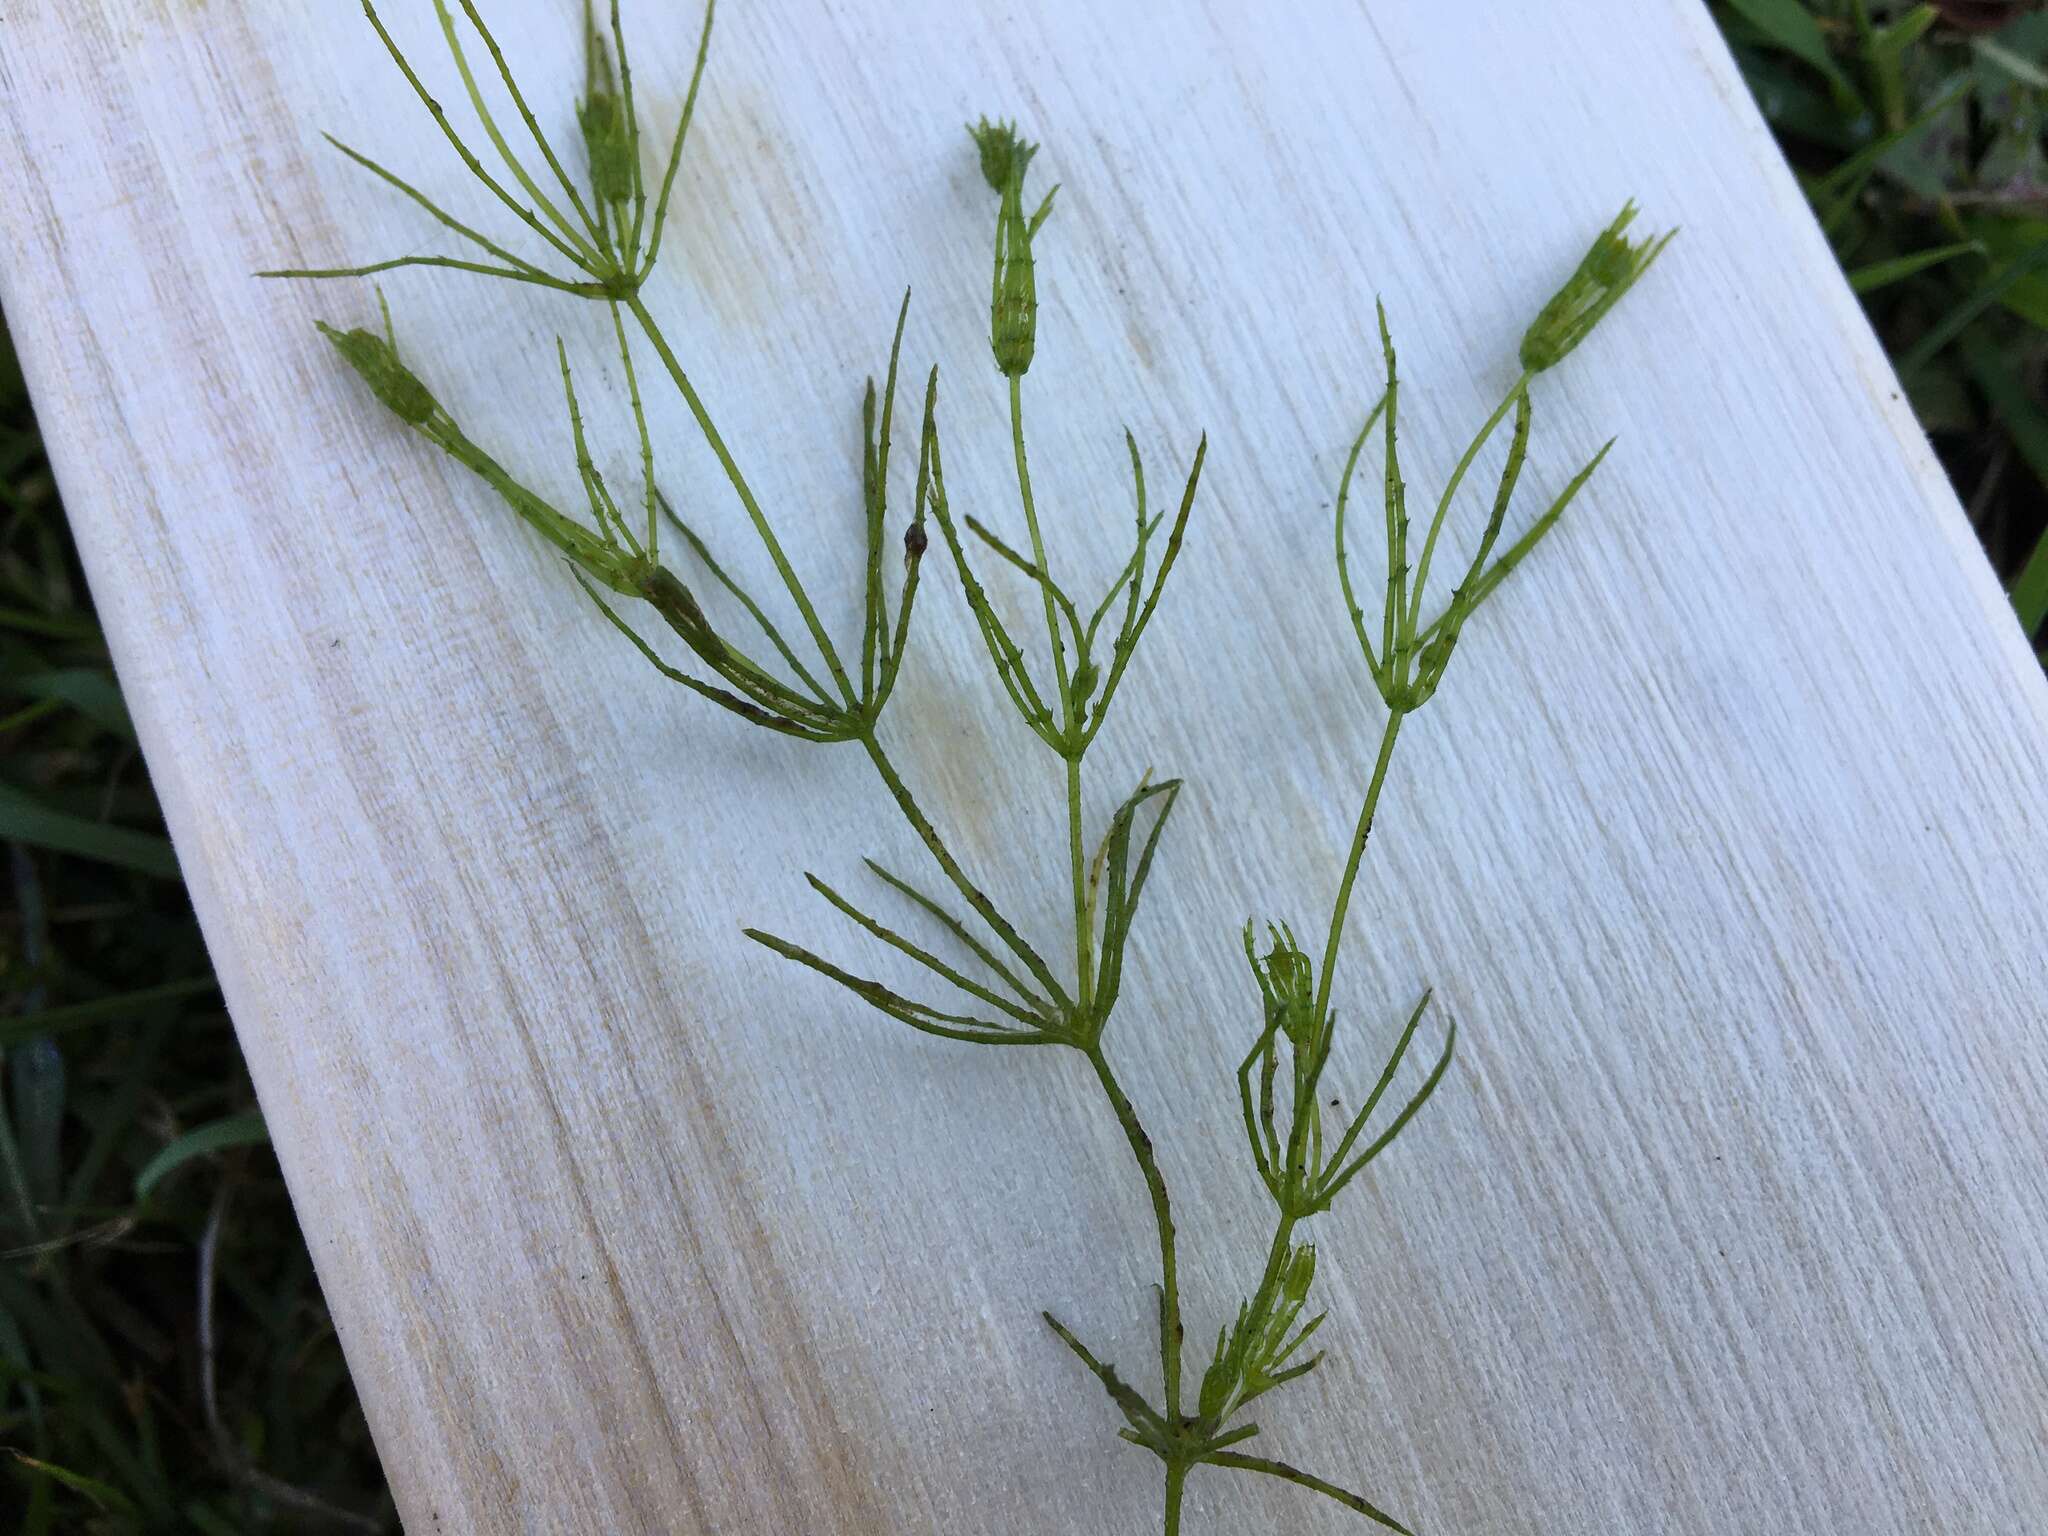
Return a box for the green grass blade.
[0,980,218,1050]
[0,782,178,879]
[133,1111,268,1204]
[1897,238,2048,376]
[1845,241,1982,295]
[4,1450,140,1518]
[1722,0,1859,104]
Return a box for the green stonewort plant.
[263,3,1667,1529]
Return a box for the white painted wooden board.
[6,0,2048,1529]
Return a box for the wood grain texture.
[5,0,2047,1530]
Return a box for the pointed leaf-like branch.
[1206,1452,1416,1534]
[260,254,606,296]
[657,494,831,703]
[746,928,1055,1046]
[1237,1022,1283,1197]
[1199,1422,1263,1456]
[1417,437,1613,649]
[963,515,1087,656]
[1376,303,1408,673]
[804,873,1053,1031]
[862,858,1056,1020]
[1316,989,1432,1192]
[315,133,555,279]
[600,0,648,246]
[862,292,912,700]
[1333,390,1392,684]
[441,0,609,258]
[1083,433,1204,748]
[1414,389,1532,699]
[876,367,938,710]
[924,427,1059,743]
[1088,777,1182,1030]
[1405,380,1528,639]
[358,0,600,276]
[1316,1018,1457,1209]
[1083,430,1154,660]
[1041,1312,1168,1444]
[635,564,851,731]
[604,301,660,557]
[572,573,840,740]
[641,0,716,278]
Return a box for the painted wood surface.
[4,1,2046,1530]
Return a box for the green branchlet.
[1519,201,1674,375]
[1336,205,1659,718]
[319,279,937,742]
[969,118,1057,377]
[1195,1240,1325,1424]
[279,8,1669,1533]
[927,425,1205,761]
[1236,926,1450,1219]
[261,0,717,300]
[316,314,437,426]
[578,0,637,214]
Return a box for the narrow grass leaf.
[1846,241,1982,294]
[0,978,217,1049]
[3,670,131,736]
[5,1450,140,1517]
[0,783,178,879]
[9,1038,65,1209]
[1723,0,1859,101]
[134,1111,268,1203]
[1898,238,2048,376]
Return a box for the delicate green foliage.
[315,292,437,423]
[1518,202,1674,375]
[1237,926,1450,1218]
[2,304,382,1526]
[969,117,1036,194]
[1079,777,1181,1043]
[1205,1452,1418,1535]
[260,0,718,301]
[578,0,637,213]
[132,1111,269,1204]
[274,7,1667,1531]
[1338,270,1633,718]
[968,118,1057,376]
[1711,0,2048,647]
[1195,1239,1325,1423]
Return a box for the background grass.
[1720,0,2048,640]
[2,1,2043,1527]
[0,319,390,1528]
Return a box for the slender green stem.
[1405,374,1528,635]
[257,255,607,296]
[1313,708,1406,1027]
[433,0,605,265]
[1009,376,1074,706]
[1164,1461,1187,1536]
[1084,1042,1182,1422]
[1209,1206,1300,1424]
[858,728,1071,1011]
[624,293,857,705]
[1009,374,1093,1010]
[1251,1212,1298,1317]
[1067,753,1093,1013]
